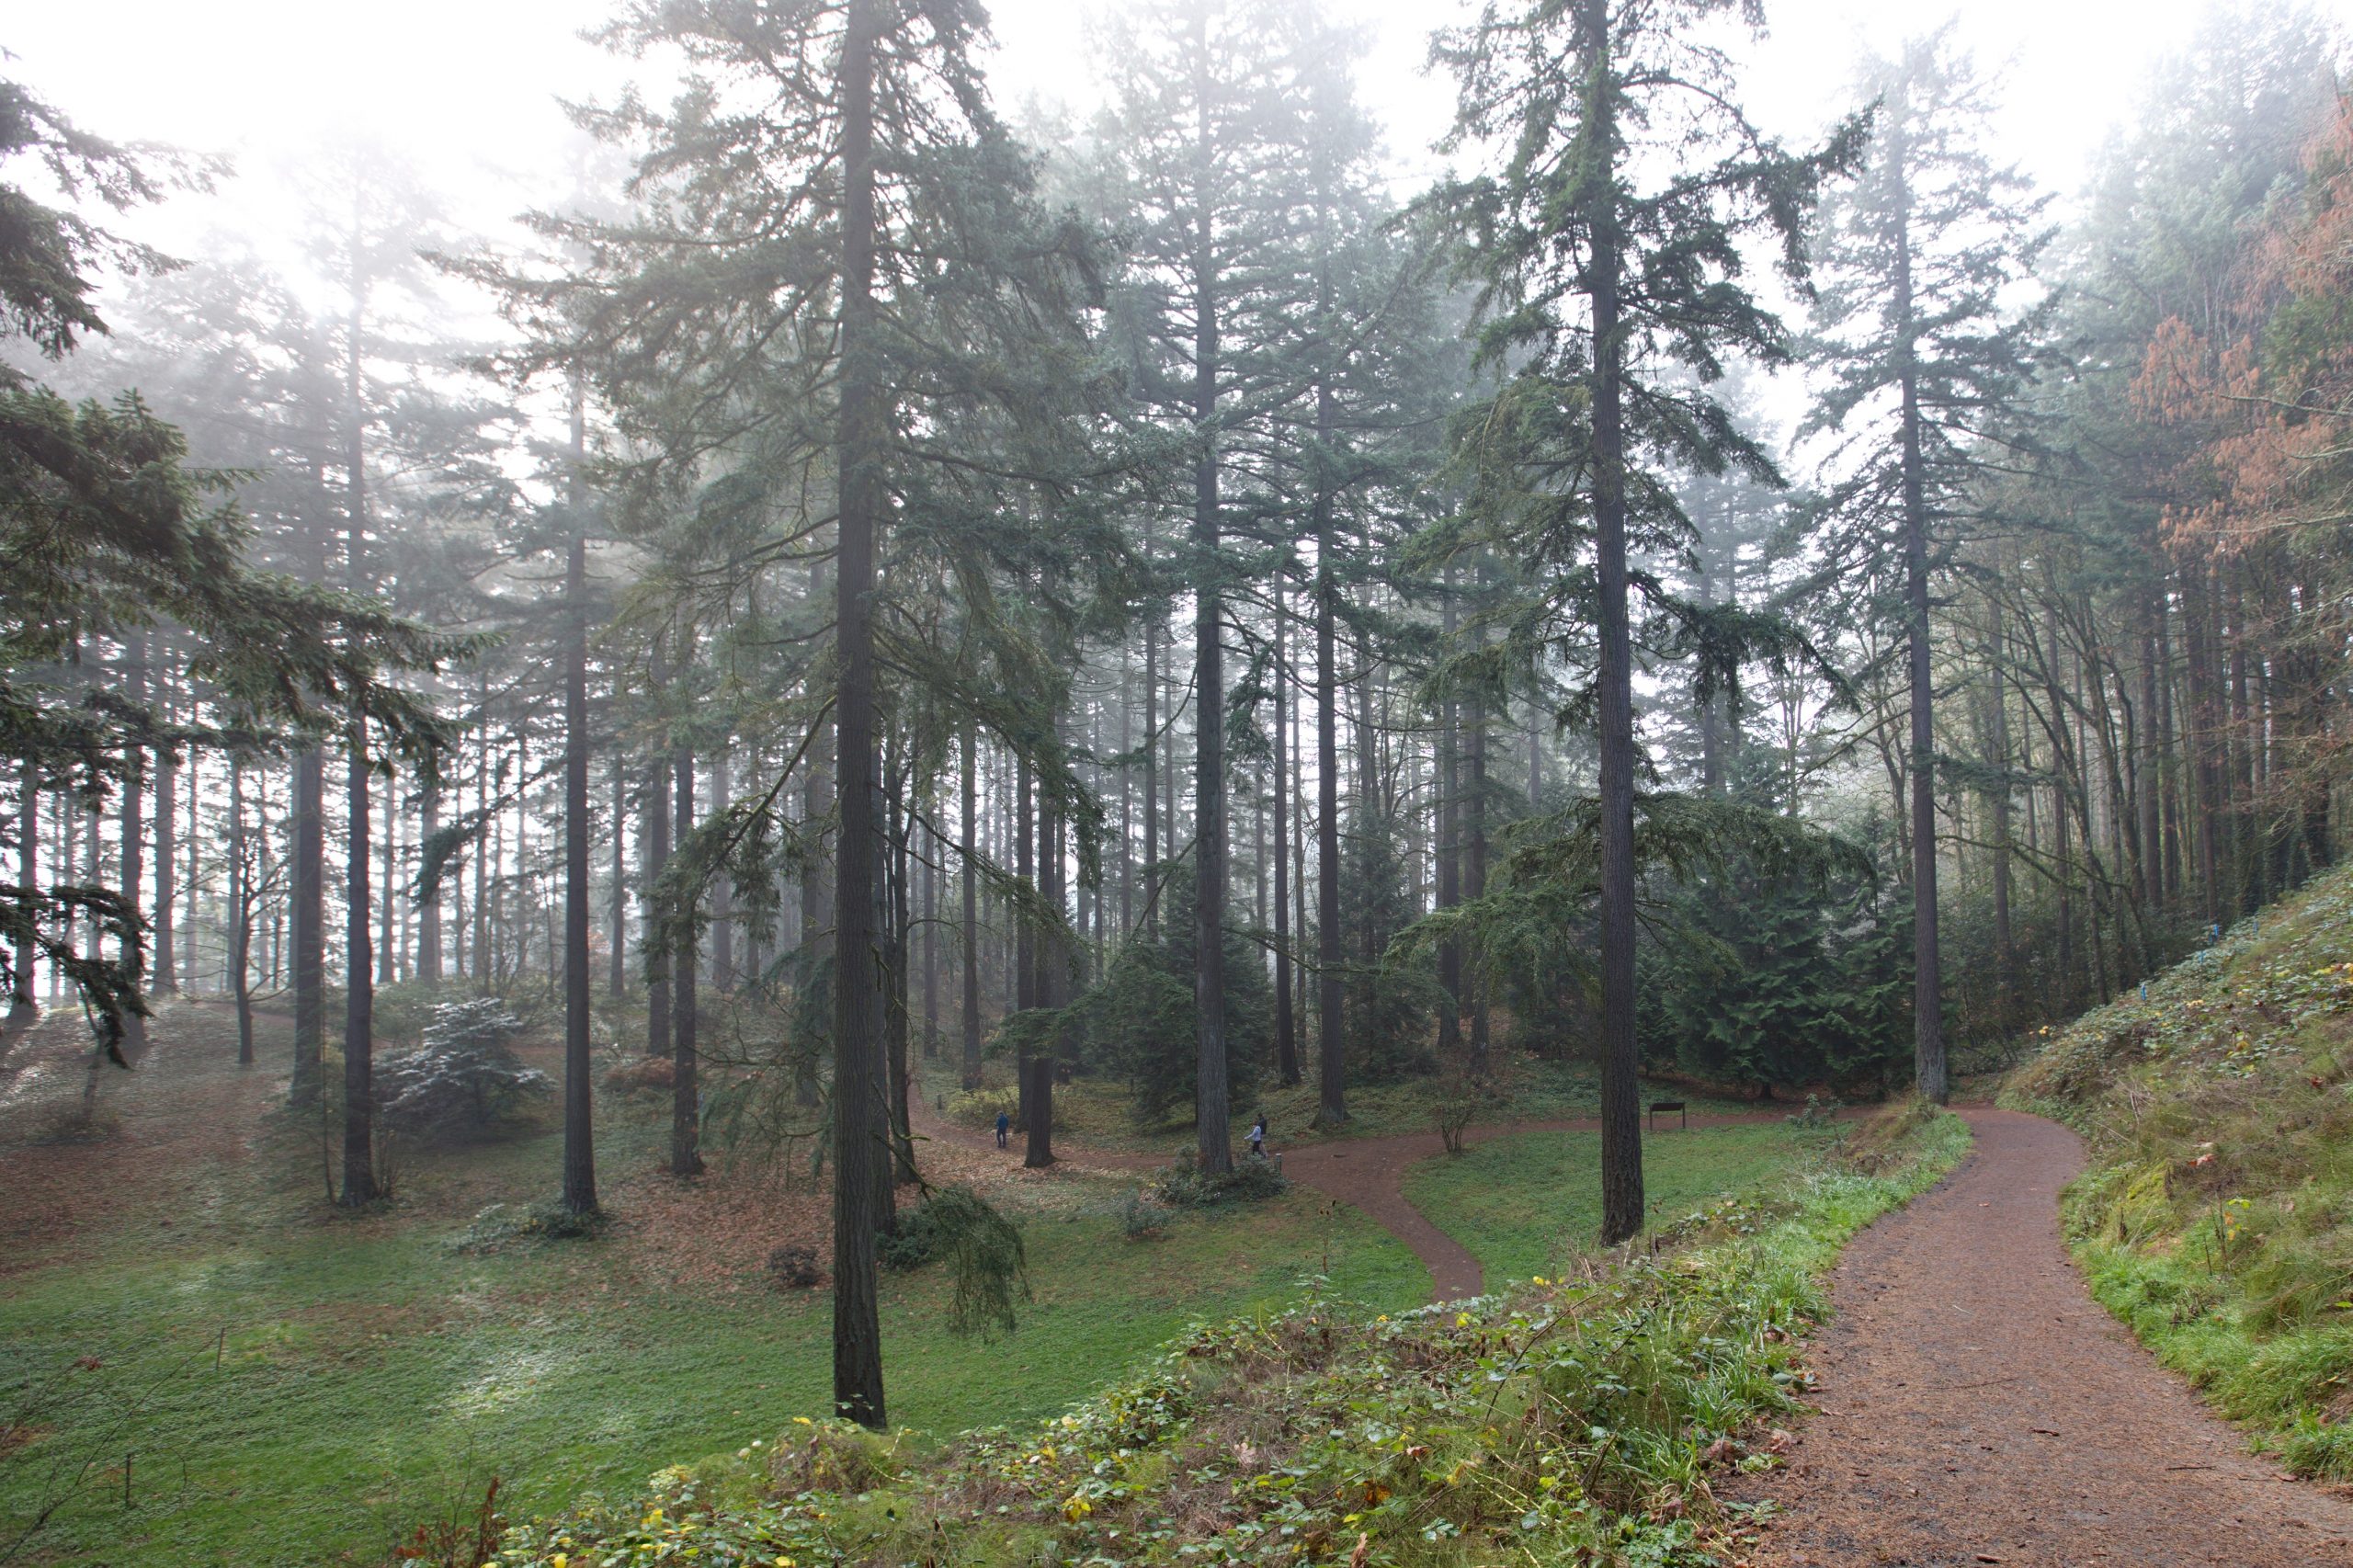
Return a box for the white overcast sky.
[0,0,2299,324]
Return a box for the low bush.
[766,1245,823,1290]
[600,1054,675,1096]
[1154,1150,1286,1209]
[945,1083,1016,1125]
[378,999,549,1135]
[1118,1187,1174,1240]
[875,1187,1032,1337]
[446,1200,605,1254]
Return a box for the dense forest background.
[5,0,2350,1430]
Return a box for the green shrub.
[1153,1152,1286,1209]
[1119,1188,1174,1239]
[379,999,550,1135]
[875,1187,1032,1339]
[445,1200,605,1253]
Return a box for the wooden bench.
[1648,1099,1688,1131]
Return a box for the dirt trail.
[1735,1106,2353,1567]
[913,1098,1840,1303]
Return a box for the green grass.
[1401,1121,1848,1285]
[0,1012,1426,1566]
[497,1103,1972,1568]
[927,1052,1756,1157]
[2002,859,2353,1477]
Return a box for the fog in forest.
[4,0,2350,1562]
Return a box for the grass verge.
[1403,1122,1849,1286]
[2003,860,2353,1478]
[497,1100,1967,1567]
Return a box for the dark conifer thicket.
[6,2,2349,1423]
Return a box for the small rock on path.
[1734,1106,2353,1567]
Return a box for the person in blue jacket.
[995,1109,1011,1149]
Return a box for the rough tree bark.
[671,746,701,1176]
[1582,0,1643,1244]
[830,0,890,1426]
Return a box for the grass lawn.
[0,1009,1427,1566]
[926,1052,1757,1157]
[1401,1120,1847,1285]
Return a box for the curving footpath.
[914,1097,1839,1304]
[1733,1107,2353,1566]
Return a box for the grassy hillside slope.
[2006,861,2353,1477]
[494,1105,1966,1568]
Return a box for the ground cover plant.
[2005,860,2353,1477]
[492,1102,1966,1567]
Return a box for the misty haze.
[2,2,2350,1563]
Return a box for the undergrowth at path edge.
[497,1101,1968,1568]
[2005,859,2353,1479]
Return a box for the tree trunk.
[1582,0,1643,1243]
[886,756,917,1186]
[798,570,834,1111]
[922,808,938,1060]
[339,325,378,1204]
[119,635,147,1051]
[1435,574,1462,1058]
[961,722,982,1089]
[340,731,376,1205]
[562,397,599,1212]
[1189,42,1233,1176]
[1466,656,1489,1075]
[229,756,254,1063]
[609,757,629,997]
[830,0,890,1428]
[376,782,398,988]
[645,757,672,1058]
[672,746,702,1176]
[1988,605,2016,1015]
[13,759,34,1010]
[1024,1051,1055,1167]
[711,750,733,990]
[1013,755,1034,1131]
[291,742,324,1102]
[1891,131,1947,1108]
[153,655,177,996]
[1272,593,1297,1085]
[1142,606,1158,938]
[1312,371,1346,1130]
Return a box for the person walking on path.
[995,1109,1010,1150]
[1247,1114,1267,1160]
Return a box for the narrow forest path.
[911,1095,1844,1303]
[1733,1106,2353,1567]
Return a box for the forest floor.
[1726,1105,2353,1566]
[916,1089,1859,1301]
[0,1004,1426,1564]
[0,1000,1848,1564]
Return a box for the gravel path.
[1734,1106,2353,1567]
